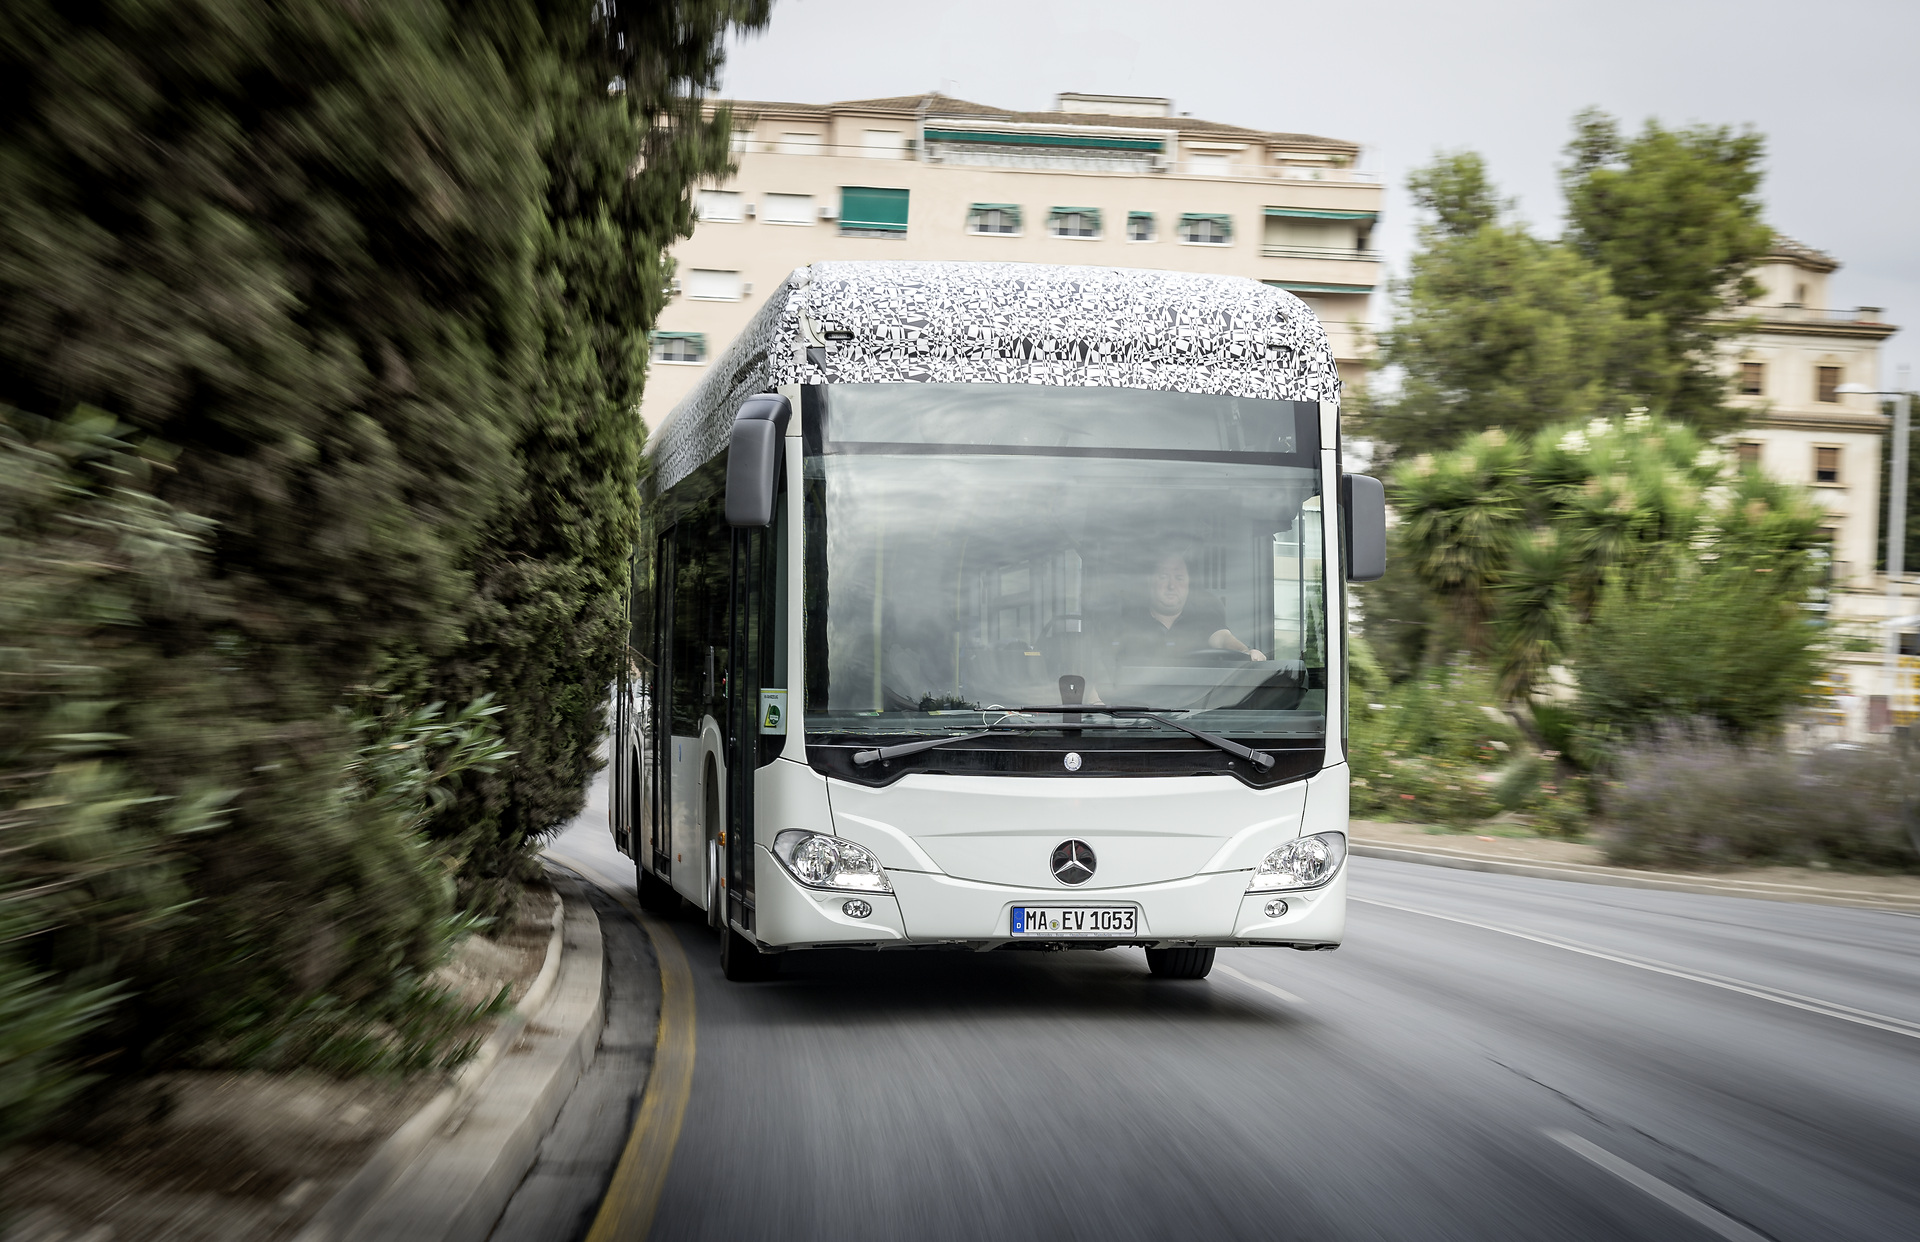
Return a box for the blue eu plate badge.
[1010,907,1025,934]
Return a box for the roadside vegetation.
[1348,111,1917,873]
[1,0,770,1147]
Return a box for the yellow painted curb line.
[545,851,697,1242]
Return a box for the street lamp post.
[1839,373,1913,728]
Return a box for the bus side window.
[670,491,733,741]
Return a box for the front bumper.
[750,843,1346,950]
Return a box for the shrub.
[1575,558,1824,759]
[1,413,515,1142]
[1350,663,1517,824]
[1603,727,1920,871]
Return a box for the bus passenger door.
[650,529,675,881]
[724,527,763,935]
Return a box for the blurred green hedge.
[0,0,767,1139]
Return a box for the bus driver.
[1110,551,1266,669]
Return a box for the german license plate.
[1010,906,1138,937]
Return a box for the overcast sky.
[720,0,1920,387]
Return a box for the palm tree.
[1392,429,1526,657]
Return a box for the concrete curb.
[1350,840,1920,914]
[293,873,606,1242]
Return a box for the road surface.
[523,778,1920,1242]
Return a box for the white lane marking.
[1545,1130,1770,1242]
[1216,963,1305,1004]
[1353,896,1920,1041]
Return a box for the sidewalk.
[1350,819,1920,914]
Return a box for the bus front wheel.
[1145,947,1215,980]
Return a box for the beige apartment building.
[1722,237,1903,735]
[641,91,1383,426]
[1727,237,1898,591]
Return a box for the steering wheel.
[1182,648,1255,666]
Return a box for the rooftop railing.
[732,140,1384,182]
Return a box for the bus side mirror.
[1341,472,1386,581]
[725,394,793,527]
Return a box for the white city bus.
[609,261,1384,981]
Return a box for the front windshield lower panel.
[803,384,1328,788]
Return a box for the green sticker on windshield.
[760,689,787,735]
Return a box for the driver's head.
[1147,553,1190,616]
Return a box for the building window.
[685,269,742,301]
[967,204,1022,234]
[1048,208,1101,238]
[729,130,752,155]
[696,190,743,222]
[777,132,822,156]
[1187,152,1232,173]
[1126,212,1155,242]
[1735,441,1762,468]
[1817,365,1842,402]
[761,193,814,226]
[1739,362,1764,395]
[1814,446,1841,484]
[861,129,907,159]
[839,186,909,236]
[1178,213,1232,244]
[651,332,706,364]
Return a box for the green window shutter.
[1263,206,1378,221]
[970,203,1022,228]
[1050,207,1103,228]
[923,128,1162,152]
[1127,210,1154,220]
[841,186,910,232]
[1180,212,1233,241]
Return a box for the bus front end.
[756,381,1361,965]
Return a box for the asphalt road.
[541,786,1920,1242]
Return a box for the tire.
[637,864,679,915]
[720,924,781,981]
[1145,947,1216,979]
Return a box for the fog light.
[1264,899,1289,919]
[842,899,872,919]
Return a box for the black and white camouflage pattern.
[652,260,1337,492]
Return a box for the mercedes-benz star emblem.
[1063,752,1082,772]
[1051,839,1096,886]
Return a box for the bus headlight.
[1247,832,1347,892]
[772,830,893,894]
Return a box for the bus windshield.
[803,384,1329,743]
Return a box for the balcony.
[1262,244,1382,262]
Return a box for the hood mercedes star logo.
[1050,839,1096,885]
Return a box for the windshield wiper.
[847,717,1137,765]
[1002,707,1277,770]
[851,731,997,766]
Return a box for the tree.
[0,0,771,1122]
[1391,428,1528,653]
[1390,412,1824,700]
[428,0,771,912]
[1563,110,1773,432]
[1365,153,1665,457]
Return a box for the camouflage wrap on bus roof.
[651,260,1337,492]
